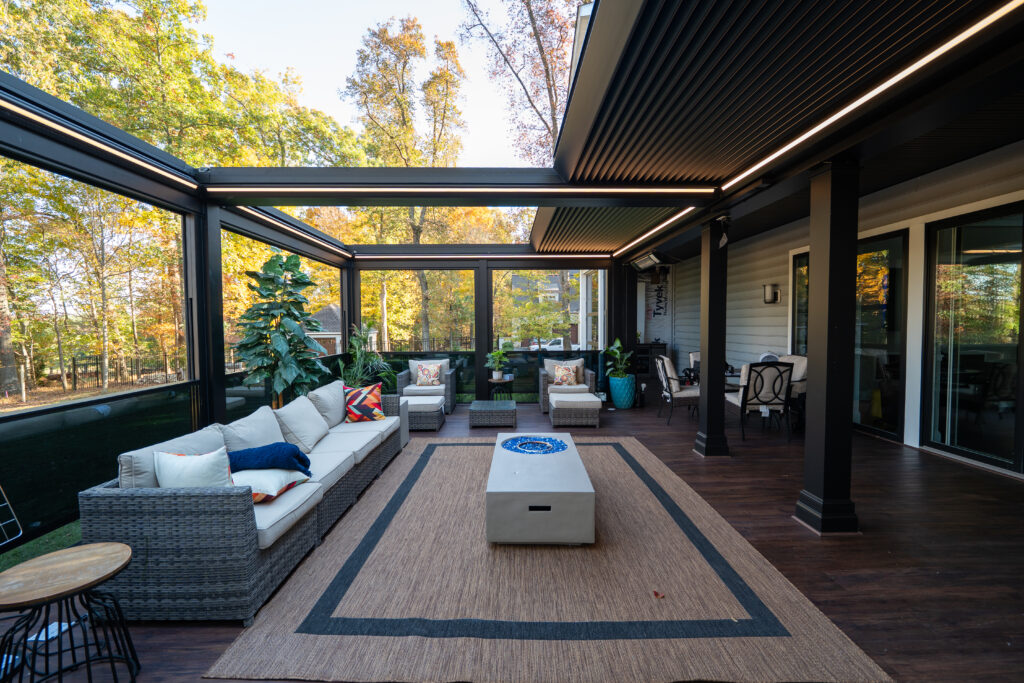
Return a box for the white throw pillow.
[232,468,309,503]
[220,405,286,452]
[307,381,347,428]
[154,447,231,489]
[274,396,330,454]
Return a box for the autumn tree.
[346,18,467,351]
[461,0,579,166]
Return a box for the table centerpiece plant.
[485,348,510,380]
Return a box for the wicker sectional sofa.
[78,385,402,626]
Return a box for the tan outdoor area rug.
[207,436,890,683]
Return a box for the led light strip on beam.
[235,207,353,258]
[721,0,1024,192]
[354,253,610,260]
[206,185,716,196]
[0,95,199,190]
[612,207,696,258]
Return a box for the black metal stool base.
[0,589,139,682]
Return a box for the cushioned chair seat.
[314,431,381,464]
[329,416,399,439]
[549,393,602,410]
[670,387,701,399]
[548,384,591,394]
[306,451,356,490]
[402,384,446,397]
[252,482,323,550]
[405,396,446,412]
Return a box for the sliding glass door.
[853,234,906,437]
[926,205,1023,469]
[790,233,907,438]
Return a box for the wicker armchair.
[397,366,456,414]
[539,366,596,413]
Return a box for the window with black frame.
[790,234,907,438]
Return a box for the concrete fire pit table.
[485,433,595,544]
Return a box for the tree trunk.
[379,276,390,352]
[0,250,17,393]
[51,297,68,392]
[100,273,109,391]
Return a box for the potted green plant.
[604,337,635,409]
[233,250,329,408]
[485,348,509,380]
[337,324,397,394]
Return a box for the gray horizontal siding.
[671,255,700,370]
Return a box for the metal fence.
[379,337,476,352]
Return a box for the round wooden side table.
[0,542,139,681]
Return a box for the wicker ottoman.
[405,396,446,431]
[469,400,517,427]
[549,392,601,427]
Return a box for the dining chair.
[655,355,700,425]
[725,361,794,440]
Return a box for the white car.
[541,338,580,351]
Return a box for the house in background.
[308,304,343,356]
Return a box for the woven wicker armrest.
[584,368,597,392]
[79,479,259,556]
[382,393,400,416]
[396,369,411,392]
[443,367,457,413]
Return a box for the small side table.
[488,378,514,400]
[469,400,517,427]
[0,542,139,681]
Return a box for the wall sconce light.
[762,284,780,304]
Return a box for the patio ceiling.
[532,0,1024,256]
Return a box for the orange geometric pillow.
[345,383,385,422]
[553,364,577,386]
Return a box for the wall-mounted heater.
[630,252,663,271]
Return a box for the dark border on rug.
[297,441,789,640]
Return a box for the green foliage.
[233,251,328,401]
[485,348,509,371]
[604,337,633,379]
[336,325,397,393]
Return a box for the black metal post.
[187,205,226,426]
[795,159,860,533]
[695,217,730,456]
[474,260,492,400]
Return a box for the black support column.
[607,261,637,349]
[188,203,226,426]
[474,260,492,400]
[795,160,860,533]
[694,217,729,457]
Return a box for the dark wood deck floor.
[124,402,1024,682]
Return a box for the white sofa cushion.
[119,425,226,488]
[330,416,399,439]
[220,406,285,452]
[274,396,330,453]
[549,392,601,410]
[402,384,445,397]
[409,359,449,384]
[404,395,445,413]
[252,482,322,550]
[154,447,231,488]
[543,357,584,383]
[315,431,381,464]
[548,384,590,394]
[306,451,356,490]
[307,380,347,427]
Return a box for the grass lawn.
[0,521,81,572]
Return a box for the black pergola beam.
[200,167,715,207]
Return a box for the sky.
[198,0,531,167]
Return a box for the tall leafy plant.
[234,251,328,407]
[337,324,397,393]
[604,338,634,378]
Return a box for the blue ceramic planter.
[608,374,635,409]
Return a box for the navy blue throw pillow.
[228,442,312,477]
